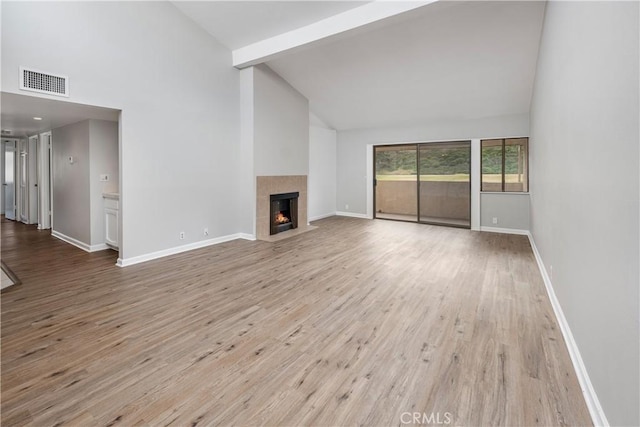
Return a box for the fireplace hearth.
[270,192,299,235]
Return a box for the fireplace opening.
[270,192,299,235]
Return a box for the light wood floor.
[1,217,592,426]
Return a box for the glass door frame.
[373,140,472,229]
[373,143,418,224]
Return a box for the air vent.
[1,129,12,135]
[20,67,68,97]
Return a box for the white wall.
[238,67,256,236]
[52,119,118,247]
[480,193,529,230]
[253,64,309,177]
[309,125,336,221]
[1,2,240,261]
[336,114,529,216]
[52,120,91,244]
[529,2,639,425]
[89,120,118,246]
[238,64,310,236]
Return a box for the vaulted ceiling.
[1,2,546,137]
[172,1,369,50]
[177,1,547,131]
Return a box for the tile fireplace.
[256,175,308,240]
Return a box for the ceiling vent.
[20,67,68,97]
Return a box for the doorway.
[374,141,471,228]
[2,136,47,226]
[2,92,121,258]
[3,140,17,220]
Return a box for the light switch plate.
[100,174,109,182]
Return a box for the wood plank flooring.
[1,216,592,426]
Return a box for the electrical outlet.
[100,174,109,182]
[345,204,349,210]
[492,217,498,225]
[179,231,185,240]
[204,228,209,236]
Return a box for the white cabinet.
[103,194,119,249]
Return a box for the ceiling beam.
[232,0,436,69]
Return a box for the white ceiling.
[173,1,546,131]
[1,93,119,139]
[4,2,546,136]
[266,1,546,130]
[172,1,368,50]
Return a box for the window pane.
[419,141,470,227]
[419,141,470,180]
[481,139,503,192]
[505,138,528,192]
[375,145,417,221]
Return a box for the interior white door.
[48,135,53,228]
[19,140,28,223]
[38,133,52,229]
[28,136,38,224]
[4,141,16,220]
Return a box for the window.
[481,137,528,192]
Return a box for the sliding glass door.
[418,141,470,227]
[374,144,417,221]
[374,141,471,228]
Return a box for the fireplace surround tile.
[256,175,308,240]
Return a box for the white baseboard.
[527,232,609,427]
[52,231,112,253]
[309,212,336,222]
[479,226,529,235]
[52,230,92,252]
[336,211,370,219]
[89,243,110,252]
[116,233,247,267]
